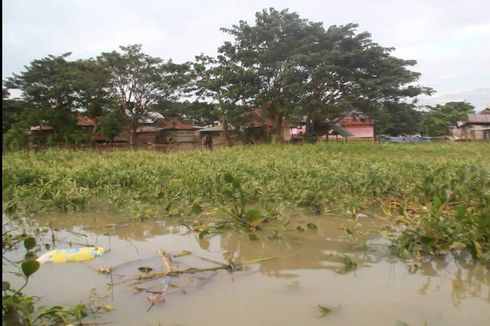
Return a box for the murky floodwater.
[3,211,489,326]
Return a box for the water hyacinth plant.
[2,142,489,262]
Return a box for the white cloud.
[2,0,489,108]
[418,87,490,109]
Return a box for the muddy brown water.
[3,211,489,326]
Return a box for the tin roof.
[466,114,490,124]
[136,126,165,133]
[155,118,199,130]
[198,125,235,132]
[30,125,54,131]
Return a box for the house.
[29,115,112,145]
[154,118,201,146]
[197,124,239,147]
[332,111,375,140]
[244,108,295,143]
[133,125,166,145]
[130,117,201,150]
[290,110,375,141]
[196,108,293,146]
[450,108,490,140]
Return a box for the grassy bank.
[3,142,490,261]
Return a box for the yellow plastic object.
[37,247,105,264]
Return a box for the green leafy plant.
[2,143,489,261]
[2,235,90,325]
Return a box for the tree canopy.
[3,7,458,148]
[217,8,433,141]
[98,44,192,145]
[420,101,475,136]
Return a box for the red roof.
[31,115,96,131]
[336,111,373,127]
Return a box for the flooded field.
[3,211,489,326]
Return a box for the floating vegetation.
[337,254,358,274]
[317,304,342,318]
[2,229,92,325]
[2,143,489,262]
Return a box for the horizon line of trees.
[2,7,477,149]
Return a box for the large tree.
[192,54,257,146]
[98,45,191,145]
[97,107,127,147]
[219,8,315,142]
[419,101,475,136]
[5,53,81,143]
[297,23,432,137]
[152,100,218,127]
[219,8,432,141]
[370,102,422,136]
[2,88,26,135]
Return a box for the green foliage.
[337,255,358,273]
[317,304,341,317]
[5,53,81,143]
[21,260,40,279]
[219,8,431,141]
[3,9,434,148]
[2,143,489,260]
[391,206,490,263]
[152,100,219,126]
[98,44,191,145]
[2,234,89,325]
[198,173,277,237]
[371,102,422,136]
[2,98,29,135]
[419,101,475,136]
[97,108,127,144]
[3,124,30,151]
[30,304,88,325]
[23,237,36,251]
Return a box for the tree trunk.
[271,113,283,144]
[130,121,138,148]
[90,121,98,148]
[222,117,233,147]
[304,115,314,138]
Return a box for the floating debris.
[37,247,105,264]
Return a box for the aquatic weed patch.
[3,143,489,260]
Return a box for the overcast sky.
[3,0,489,108]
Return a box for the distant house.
[331,111,375,140]
[197,124,239,146]
[248,108,294,142]
[132,117,201,149]
[450,108,490,140]
[154,118,201,144]
[133,125,166,145]
[290,110,375,141]
[29,115,110,145]
[197,108,294,146]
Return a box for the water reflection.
[5,211,490,310]
[418,258,490,304]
